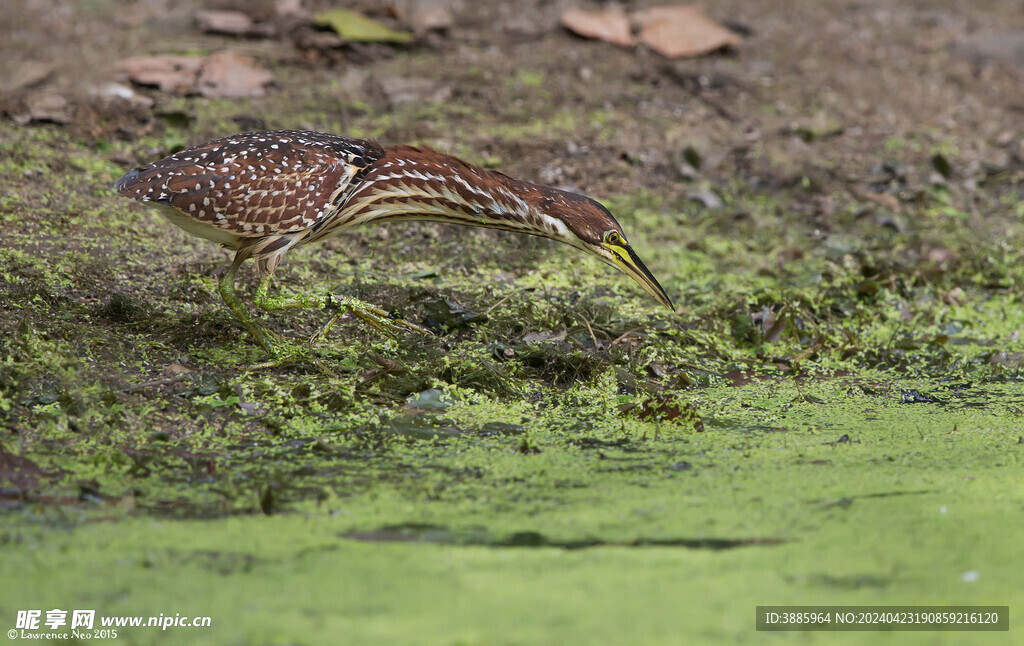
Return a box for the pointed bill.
[605,243,674,310]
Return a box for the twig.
[576,313,601,350]
[485,288,522,315]
[611,327,643,347]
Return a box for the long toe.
[380,316,433,336]
[325,296,430,338]
[348,307,402,338]
[350,306,432,338]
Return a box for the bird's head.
[536,189,674,311]
[363,148,674,310]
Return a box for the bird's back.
[114,130,385,242]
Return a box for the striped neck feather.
[330,148,575,244]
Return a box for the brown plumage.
[116,131,385,274]
[115,130,672,351]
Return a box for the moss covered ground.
[2,1,1023,644]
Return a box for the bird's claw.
[350,305,433,338]
[309,295,432,347]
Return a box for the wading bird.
[115,130,673,353]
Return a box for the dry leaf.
[196,10,254,35]
[195,10,275,37]
[276,0,305,18]
[409,4,454,33]
[13,90,72,125]
[118,55,202,93]
[197,51,275,98]
[561,6,633,48]
[633,6,740,58]
[117,53,273,97]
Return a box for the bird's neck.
[336,147,573,241]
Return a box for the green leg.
[312,295,433,346]
[252,276,432,346]
[218,254,277,354]
[254,275,327,311]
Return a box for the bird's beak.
[602,243,675,311]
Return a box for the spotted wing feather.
[114,130,385,238]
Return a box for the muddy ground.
[2,0,1023,644]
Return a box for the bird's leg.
[253,275,327,310]
[220,268,333,370]
[252,275,431,345]
[218,253,278,354]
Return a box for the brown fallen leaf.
[13,90,72,125]
[409,4,454,33]
[633,5,741,58]
[195,10,275,37]
[561,6,633,48]
[276,0,306,18]
[197,51,275,98]
[118,55,202,93]
[196,10,253,35]
[117,52,274,98]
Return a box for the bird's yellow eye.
[604,230,622,245]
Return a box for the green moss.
[5,377,1024,644]
[513,68,546,88]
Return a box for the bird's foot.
[310,294,432,347]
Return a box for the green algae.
[4,377,1022,645]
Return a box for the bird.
[114,130,673,353]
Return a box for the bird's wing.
[114,131,385,237]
